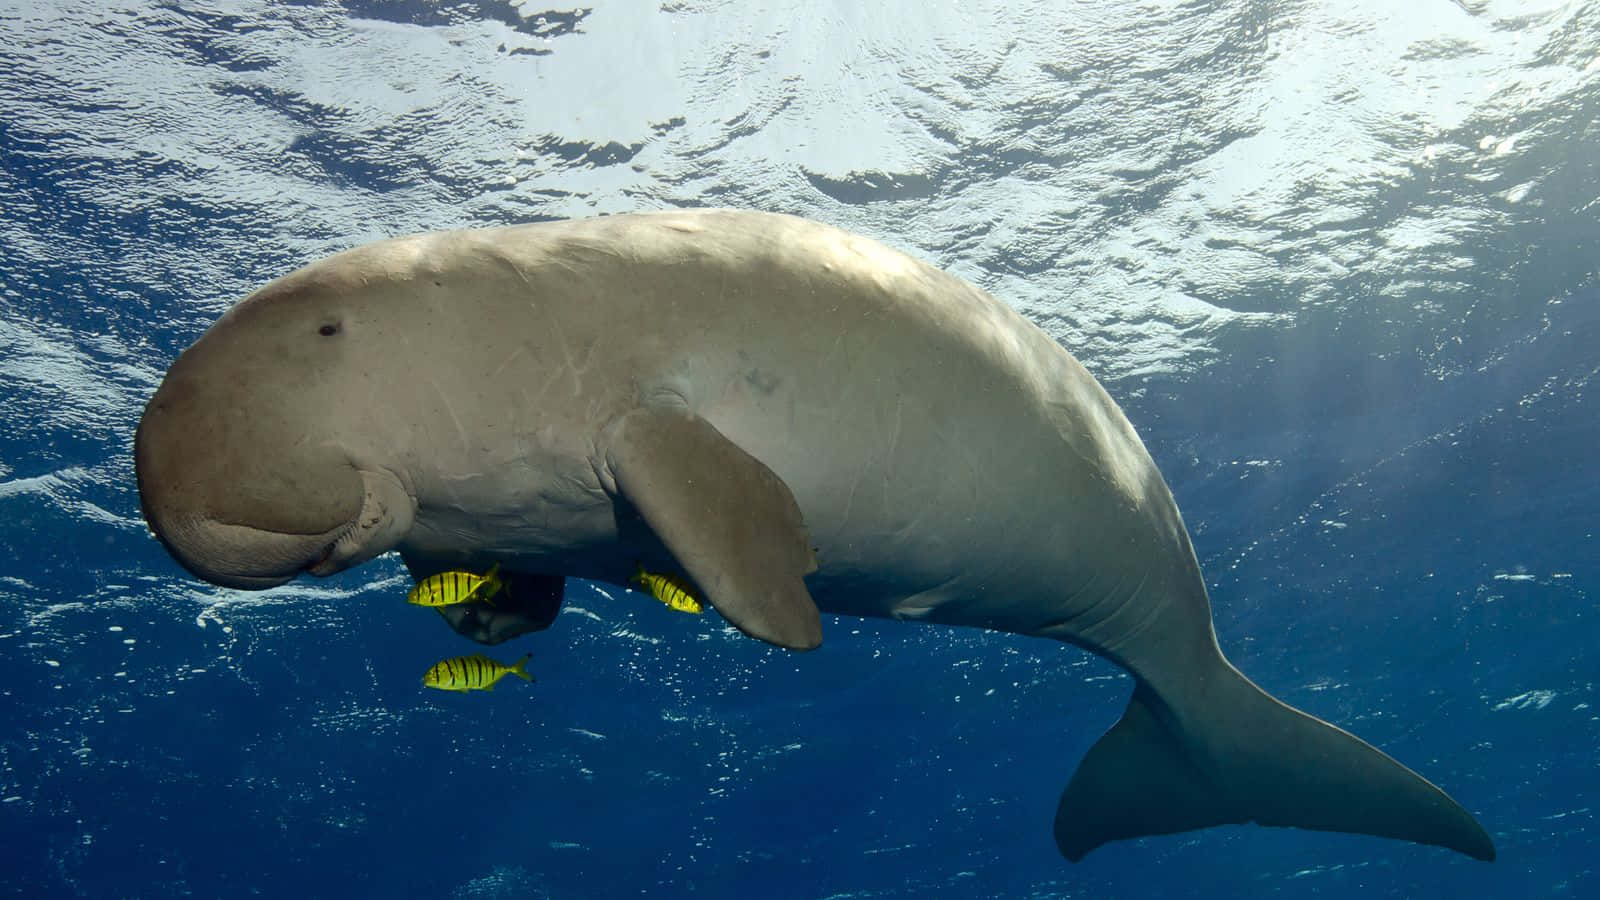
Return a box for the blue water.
[2,2,1596,897]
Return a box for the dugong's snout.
[133,368,404,589]
[135,419,357,588]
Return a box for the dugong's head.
[135,254,417,589]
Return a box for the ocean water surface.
[1,1,1596,897]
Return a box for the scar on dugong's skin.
[134,209,1494,863]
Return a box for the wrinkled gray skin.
[135,209,1494,863]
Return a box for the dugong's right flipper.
[604,407,821,650]
[1055,662,1496,861]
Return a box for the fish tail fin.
[509,653,534,682]
[1054,662,1494,862]
[480,563,503,606]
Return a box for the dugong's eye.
[318,322,341,337]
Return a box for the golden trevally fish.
[421,652,532,692]
[407,563,504,608]
[631,565,704,614]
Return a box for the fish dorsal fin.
[604,406,821,650]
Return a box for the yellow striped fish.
[421,653,533,693]
[407,563,503,608]
[631,565,704,614]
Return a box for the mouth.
[140,465,415,589]
[304,541,339,574]
[284,515,363,579]
[135,485,364,590]
[165,520,355,590]
[299,468,418,578]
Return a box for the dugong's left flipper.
[402,553,565,645]
[604,407,821,650]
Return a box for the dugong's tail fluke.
[1054,665,1495,862]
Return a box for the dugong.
[134,209,1494,862]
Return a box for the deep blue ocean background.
[2,2,1596,897]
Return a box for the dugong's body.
[135,209,1493,862]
